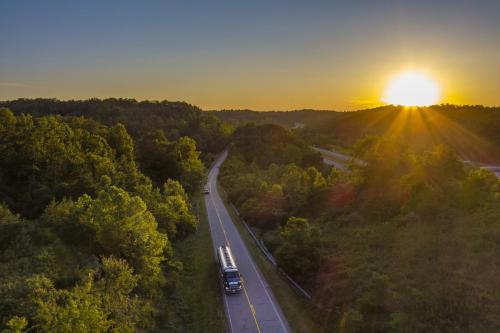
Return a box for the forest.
[212,105,500,164]
[1,99,500,332]
[0,101,225,332]
[0,98,233,179]
[220,122,500,332]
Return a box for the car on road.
[202,186,210,194]
[217,245,242,294]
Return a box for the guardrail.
[228,202,312,300]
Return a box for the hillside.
[210,105,500,163]
[1,98,233,164]
[219,123,500,332]
[0,105,224,332]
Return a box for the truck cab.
[217,245,243,294]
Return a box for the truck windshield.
[226,271,239,281]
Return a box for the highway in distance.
[204,151,291,333]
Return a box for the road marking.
[238,239,289,333]
[208,164,262,333]
[210,156,289,333]
[210,184,231,248]
[242,280,262,333]
[223,290,235,333]
[206,182,235,333]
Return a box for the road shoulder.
[217,182,321,333]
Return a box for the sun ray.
[376,104,496,164]
[423,108,496,162]
[384,106,412,138]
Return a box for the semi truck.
[217,245,243,294]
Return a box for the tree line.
[0,98,234,183]
[211,105,500,164]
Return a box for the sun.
[382,71,440,106]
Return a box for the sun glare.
[383,71,440,106]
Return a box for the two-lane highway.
[315,146,500,179]
[204,151,291,333]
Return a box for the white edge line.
[205,176,234,333]
[210,155,290,333]
[223,293,234,333]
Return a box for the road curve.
[479,165,500,178]
[204,151,292,333]
[315,146,500,179]
[311,146,351,162]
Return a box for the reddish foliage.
[328,182,355,210]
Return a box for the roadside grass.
[170,193,226,332]
[217,182,321,333]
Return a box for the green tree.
[339,309,363,333]
[107,123,134,162]
[460,168,498,209]
[171,136,205,193]
[275,217,321,283]
[280,164,308,212]
[27,275,111,333]
[136,130,175,185]
[403,145,466,215]
[0,113,120,217]
[135,179,197,240]
[256,184,287,228]
[96,256,153,332]
[1,316,27,333]
[76,185,169,291]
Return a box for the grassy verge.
[217,182,321,333]
[170,193,226,332]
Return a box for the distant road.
[312,146,350,162]
[311,146,361,171]
[464,161,500,178]
[315,146,500,178]
[204,151,291,333]
[481,166,500,177]
[311,146,349,171]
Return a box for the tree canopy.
[0,108,201,331]
[219,123,500,332]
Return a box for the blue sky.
[1,0,499,109]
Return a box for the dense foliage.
[212,105,500,163]
[0,98,233,189]
[220,124,325,227]
[233,123,323,169]
[0,108,203,331]
[3,99,500,332]
[220,123,500,332]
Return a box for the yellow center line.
[209,175,263,333]
[242,280,262,333]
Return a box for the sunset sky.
[1,0,499,110]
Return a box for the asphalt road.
[319,157,347,171]
[311,146,351,162]
[311,146,349,171]
[478,165,500,178]
[315,146,500,178]
[204,151,292,333]
[311,146,368,171]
